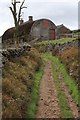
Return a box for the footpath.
[36,59,78,118]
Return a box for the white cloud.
[26,0,78,2]
[0,0,78,36]
[25,1,78,30]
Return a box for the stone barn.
[29,18,56,40]
[56,24,71,39]
[2,16,56,45]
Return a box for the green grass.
[73,32,78,38]
[51,56,79,105]
[42,52,79,117]
[42,52,79,105]
[26,65,44,118]
[51,62,73,118]
[35,38,76,45]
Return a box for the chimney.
[28,16,33,22]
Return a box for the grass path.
[52,63,78,118]
[37,52,79,118]
[27,52,79,118]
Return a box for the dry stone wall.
[52,39,79,55]
[1,44,31,66]
[34,39,79,53]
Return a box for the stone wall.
[52,39,79,55]
[34,39,79,53]
[1,44,31,65]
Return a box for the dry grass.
[58,46,79,86]
[2,47,42,118]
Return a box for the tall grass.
[26,65,44,118]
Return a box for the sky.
[0,0,79,36]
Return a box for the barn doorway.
[49,28,55,40]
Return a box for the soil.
[36,60,79,118]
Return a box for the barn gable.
[56,24,71,38]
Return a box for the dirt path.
[36,61,60,118]
[36,60,79,118]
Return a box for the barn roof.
[57,24,71,31]
[31,18,56,28]
[2,21,35,41]
[2,18,56,41]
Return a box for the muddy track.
[36,61,60,118]
[36,60,79,118]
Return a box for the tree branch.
[9,0,27,44]
[18,0,27,24]
[21,6,27,9]
[9,7,14,15]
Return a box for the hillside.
[2,37,79,118]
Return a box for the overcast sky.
[0,0,79,36]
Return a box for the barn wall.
[56,25,71,39]
[30,19,56,40]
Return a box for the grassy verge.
[35,38,76,45]
[42,52,79,117]
[51,56,79,106]
[51,62,73,118]
[26,65,44,118]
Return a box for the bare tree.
[9,0,27,45]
